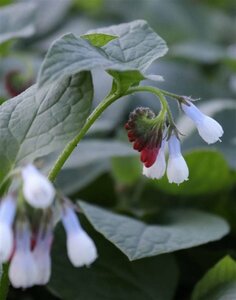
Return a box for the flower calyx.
[125,107,164,168]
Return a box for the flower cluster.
[125,98,223,184]
[0,165,97,288]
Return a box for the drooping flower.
[0,163,97,288]
[167,135,189,184]
[62,204,97,267]
[143,139,166,179]
[33,226,53,285]
[0,195,16,262]
[125,107,163,168]
[9,221,38,288]
[21,164,55,208]
[181,98,223,144]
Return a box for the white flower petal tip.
[142,150,166,180]
[67,230,98,267]
[167,135,189,185]
[33,251,51,285]
[197,116,224,144]
[9,251,38,289]
[22,164,55,208]
[181,101,224,144]
[0,223,14,262]
[167,156,189,185]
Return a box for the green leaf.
[38,20,168,87]
[48,225,178,300]
[192,256,236,300]
[79,201,229,260]
[0,3,36,44]
[156,150,231,196]
[81,33,118,47]
[0,72,93,182]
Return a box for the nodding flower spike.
[0,195,16,262]
[143,140,166,179]
[181,99,223,144]
[167,135,189,184]
[33,228,53,285]
[22,164,55,209]
[125,107,163,168]
[9,221,38,288]
[62,205,97,267]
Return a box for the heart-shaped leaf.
[79,201,229,260]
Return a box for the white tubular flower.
[9,222,37,288]
[0,195,16,262]
[167,135,189,184]
[62,206,97,267]
[22,164,55,208]
[181,100,223,144]
[33,230,52,285]
[0,224,14,262]
[143,140,166,179]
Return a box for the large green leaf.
[79,201,229,260]
[0,72,93,182]
[0,3,36,44]
[49,225,178,300]
[192,256,236,300]
[37,20,168,87]
[155,150,231,196]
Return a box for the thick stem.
[48,92,121,181]
[0,263,9,300]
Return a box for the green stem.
[126,85,176,126]
[48,92,121,181]
[0,263,9,300]
[48,85,180,182]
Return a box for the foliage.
[0,0,236,300]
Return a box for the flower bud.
[62,205,97,267]
[0,223,14,262]
[0,195,16,262]
[167,135,189,184]
[125,107,163,167]
[33,230,52,285]
[181,99,223,144]
[9,221,37,288]
[22,164,55,208]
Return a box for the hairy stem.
[48,92,121,181]
[126,85,176,126]
[48,85,180,182]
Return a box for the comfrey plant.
[0,13,226,297]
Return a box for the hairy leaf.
[0,3,36,44]
[192,256,236,300]
[79,201,229,260]
[48,225,178,300]
[38,20,168,87]
[0,72,93,182]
